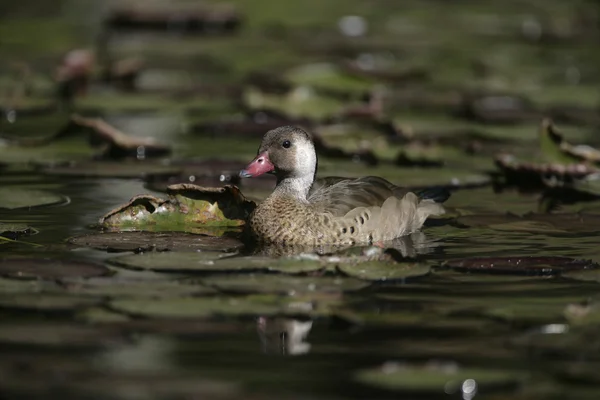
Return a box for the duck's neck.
[274,175,313,201]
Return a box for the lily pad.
[70,114,171,160]
[0,222,36,239]
[100,184,255,232]
[0,276,54,293]
[42,160,181,179]
[61,276,217,298]
[68,231,243,253]
[109,252,323,274]
[0,258,110,280]
[563,269,600,283]
[0,322,122,348]
[443,256,598,276]
[355,362,519,394]
[0,293,102,312]
[0,187,69,210]
[110,296,285,319]
[198,273,369,294]
[337,261,430,281]
[540,119,600,164]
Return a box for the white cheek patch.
[294,142,316,177]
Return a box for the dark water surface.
[2,0,600,399]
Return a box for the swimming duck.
[239,126,449,246]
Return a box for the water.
[2,0,600,399]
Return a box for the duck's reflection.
[249,231,444,258]
[257,317,313,356]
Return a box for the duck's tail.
[416,186,451,203]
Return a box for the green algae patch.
[100,183,256,233]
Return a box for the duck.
[239,126,450,246]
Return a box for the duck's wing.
[308,176,406,217]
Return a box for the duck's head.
[240,126,317,181]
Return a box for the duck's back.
[308,176,410,216]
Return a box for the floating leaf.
[0,322,123,348]
[198,273,369,294]
[0,276,54,293]
[540,119,600,164]
[0,222,36,239]
[0,258,110,280]
[337,261,430,281]
[100,184,255,232]
[0,293,102,312]
[109,252,322,274]
[61,276,217,298]
[443,256,598,276]
[0,187,68,210]
[355,362,519,394]
[563,269,600,283]
[110,296,285,319]
[70,114,171,160]
[68,231,243,253]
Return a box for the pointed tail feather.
[416,186,451,203]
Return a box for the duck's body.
[240,126,449,246]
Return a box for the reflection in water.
[250,231,444,258]
[257,317,313,356]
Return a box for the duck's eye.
[282,140,291,149]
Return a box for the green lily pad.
[42,160,181,179]
[110,296,285,319]
[540,119,597,164]
[0,276,54,293]
[0,258,111,280]
[0,322,123,348]
[0,293,102,312]
[563,269,600,283]
[0,222,37,239]
[198,273,369,295]
[110,252,324,274]
[61,276,217,298]
[285,63,373,95]
[337,261,430,281]
[68,231,243,253]
[355,362,519,394]
[109,252,235,272]
[0,187,68,210]
[100,184,255,232]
